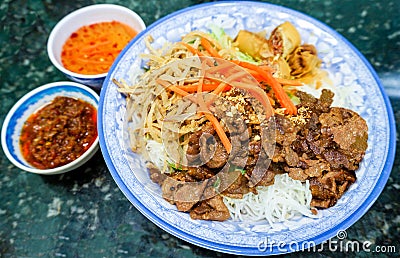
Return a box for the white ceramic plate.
[98,1,396,255]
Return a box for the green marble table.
[0,0,399,257]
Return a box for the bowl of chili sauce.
[1,81,99,174]
[47,4,146,90]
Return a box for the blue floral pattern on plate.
[98,1,396,255]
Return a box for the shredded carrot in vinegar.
[61,21,137,75]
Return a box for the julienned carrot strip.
[261,70,297,115]
[224,70,250,83]
[157,78,231,154]
[231,60,297,115]
[211,82,229,95]
[170,86,191,97]
[156,79,190,97]
[207,83,231,92]
[176,83,230,93]
[232,81,274,118]
[175,84,206,92]
[247,69,302,86]
[245,68,264,81]
[238,61,293,112]
[200,37,222,58]
[259,65,275,73]
[275,77,303,86]
[157,79,228,103]
[179,42,204,56]
[205,61,236,73]
[204,75,274,118]
[204,82,229,107]
[204,113,232,154]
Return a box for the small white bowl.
[47,4,146,90]
[1,81,99,175]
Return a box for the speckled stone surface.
[0,0,399,257]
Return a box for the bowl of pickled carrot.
[47,4,146,90]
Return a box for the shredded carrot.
[200,37,222,58]
[259,65,275,73]
[260,70,297,115]
[179,42,204,56]
[61,21,137,75]
[157,79,226,105]
[201,69,233,154]
[158,77,232,154]
[275,77,303,86]
[204,82,229,107]
[224,70,250,83]
[156,79,190,97]
[176,83,230,93]
[232,81,274,118]
[210,82,229,96]
[203,68,250,105]
[158,59,274,154]
[204,113,232,154]
[245,68,264,81]
[205,60,235,72]
[204,74,274,118]
[251,72,303,87]
[231,60,297,115]
[158,67,233,154]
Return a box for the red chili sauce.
[19,96,97,169]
